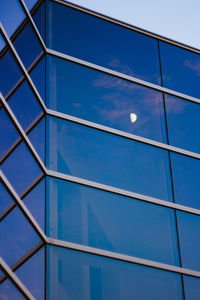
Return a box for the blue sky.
[68,0,200,50]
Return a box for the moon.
[130,113,137,123]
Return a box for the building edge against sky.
[1,0,200,299]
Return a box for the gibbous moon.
[130,113,137,123]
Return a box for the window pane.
[47,0,161,85]
[177,211,200,271]
[170,152,200,209]
[0,182,13,214]
[165,94,200,153]
[47,245,183,300]
[46,116,173,201]
[24,0,39,11]
[47,55,166,143]
[160,41,200,99]
[183,276,200,300]
[15,247,45,300]
[23,178,45,230]
[47,177,179,266]
[32,1,45,41]
[28,117,45,163]
[0,275,25,300]
[1,141,42,195]
[30,56,45,101]
[0,206,40,267]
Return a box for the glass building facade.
[1,0,200,299]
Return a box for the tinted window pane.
[1,142,41,195]
[0,276,25,300]
[170,153,200,209]
[160,41,200,99]
[30,56,45,101]
[165,94,200,153]
[24,0,39,11]
[183,276,200,300]
[0,108,19,158]
[47,177,179,266]
[8,81,42,130]
[0,182,13,213]
[13,21,43,69]
[47,1,161,85]
[15,247,45,300]
[28,117,45,163]
[47,55,166,142]
[47,245,183,300]
[46,116,172,201]
[0,206,40,266]
[32,2,45,41]
[23,178,45,230]
[177,211,200,271]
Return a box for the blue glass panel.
[0,48,22,97]
[47,1,161,85]
[183,276,200,300]
[170,153,200,209]
[0,206,40,266]
[47,55,166,142]
[23,178,45,230]
[47,177,179,266]
[160,41,200,99]
[30,56,45,101]
[15,247,45,300]
[165,94,200,153]
[0,34,6,51]
[7,81,42,130]
[177,211,200,271]
[13,21,43,69]
[1,141,41,195]
[46,116,172,201]
[24,0,39,11]
[47,245,183,300]
[28,117,45,163]
[0,0,25,37]
[32,1,45,41]
[0,108,19,158]
[0,182,13,213]
[0,276,25,300]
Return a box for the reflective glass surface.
[0,275,25,300]
[30,56,45,101]
[160,41,200,99]
[1,141,41,195]
[0,108,19,158]
[0,182,13,214]
[47,245,183,300]
[170,153,200,209]
[47,177,179,265]
[47,1,161,85]
[183,276,200,300]
[46,117,173,201]
[23,178,45,230]
[0,206,40,266]
[177,211,200,271]
[47,55,166,142]
[15,247,45,300]
[28,117,45,163]
[32,1,45,41]
[165,94,200,153]
[25,0,39,11]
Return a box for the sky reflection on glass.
[47,55,166,143]
[183,276,200,300]
[0,276,25,300]
[0,182,13,214]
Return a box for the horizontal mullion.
[46,169,200,216]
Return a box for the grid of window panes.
[1,0,200,299]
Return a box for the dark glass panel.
[32,1,45,41]
[0,0,25,37]
[47,177,179,266]
[160,41,200,99]
[1,141,41,195]
[0,108,19,158]
[170,152,200,209]
[24,0,39,11]
[0,276,25,300]
[8,81,42,130]
[0,206,40,266]
[15,247,45,300]
[47,1,161,85]
[46,116,173,201]
[0,182,13,214]
[165,94,200,153]
[0,34,6,51]
[183,276,200,300]
[47,245,183,300]
[30,56,45,101]
[47,55,166,142]
[28,117,45,163]
[177,211,200,271]
[23,178,45,230]
[13,21,43,69]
